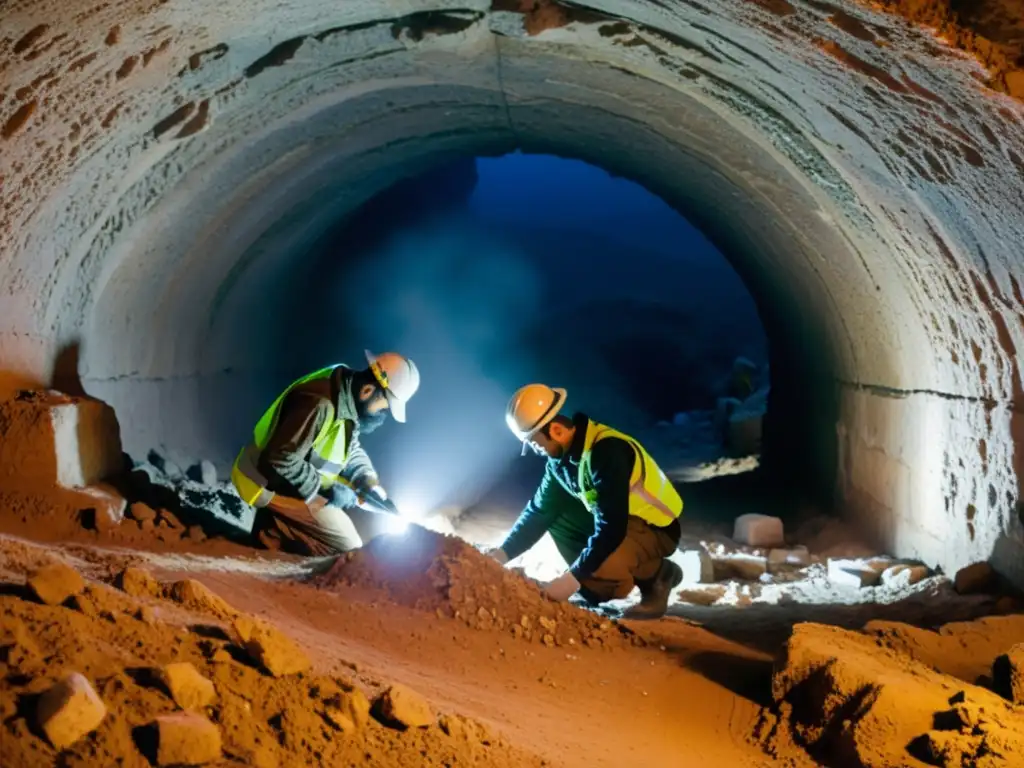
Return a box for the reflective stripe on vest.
[231,366,351,507]
[577,421,683,527]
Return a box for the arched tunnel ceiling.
[2,0,1024,583]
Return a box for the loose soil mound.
[754,622,1024,767]
[0,559,546,767]
[316,527,642,650]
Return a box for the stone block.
[0,391,123,491]
[159,662,216,709]
[129,502,158,522]
[29,562,86,605]
[154,712,221,765]
[75,483,127,530]
[827,558,886,588]
[187,460,218,486]
[674,548,714,583]
[36,672,107,750]
[768,546,811,571]
[879,564,929,588]
[118,566,161,598]
[233,616,310,677]
[713,554,768,581]
[376,684,433,728]
[992,644,1024,704]
[955,562,996,595]
[733,514,784,547]
[324,689,370,732]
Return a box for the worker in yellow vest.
[231,350,420,556]
[488,384,683,619]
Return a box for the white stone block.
[733,514,784,547]
[0,391,122,491]
[828,558,887,588]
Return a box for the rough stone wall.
[1,0,1023,582]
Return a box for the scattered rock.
[129,502,158,523]
[880,563,929,588]
[160,510,184,530]
[118,565,160,598]
[376,684,434,728]
[35,672,107,750]
[76,482,127,531]
[159,662,217,709]
[439,713,493,744]
[827,558,887,588]
[233,616,310,677]
[675,548,714,583]
[992,644,1024,704]
[994,596,1020,615]
[324,689,371,732]
[169,579,235,618]
[154,712,222,766]
[713,554,767,582]
[187,460,218,486]
[732,514,784,547]
[28,562,86,605]
[675,585,726,606]
[767,547,810,572]
[954,562,996,594]
[187,525,207,542]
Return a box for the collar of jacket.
[556,411,591,467]
[330,365,360,425]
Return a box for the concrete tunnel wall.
[1,0,1023,584]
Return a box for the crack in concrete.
[838,379,1022,410]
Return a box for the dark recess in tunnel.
[219,148,838,519]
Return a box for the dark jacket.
[257,366,377,502]
[500,412,676,580]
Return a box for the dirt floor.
[2,512,1024,767]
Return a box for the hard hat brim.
[386,390,407,423]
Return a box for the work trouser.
[577,516,680,604]
[252,494,363,557]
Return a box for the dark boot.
[623,559,682,619]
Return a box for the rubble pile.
[0,558,544,767]
[317,526,642,650]
[671,514,1020,615]
[754,620,1024,767]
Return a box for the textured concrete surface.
[1,0,1023,582]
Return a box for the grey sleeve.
[339,430,379,490]
[257,392,332,502]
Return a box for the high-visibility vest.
[231,366,351,507]
[577,420,683,527]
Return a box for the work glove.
[322,483,359,510]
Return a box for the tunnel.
[2,0,1024,592]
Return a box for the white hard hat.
[365,349,420,423]
[505,384,567,453]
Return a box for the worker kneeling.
[490,384,683,619]
[231,350,420,556]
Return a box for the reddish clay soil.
[0,532,775,767]
[3,524,1023,767]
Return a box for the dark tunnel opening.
[213,149,836,539]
